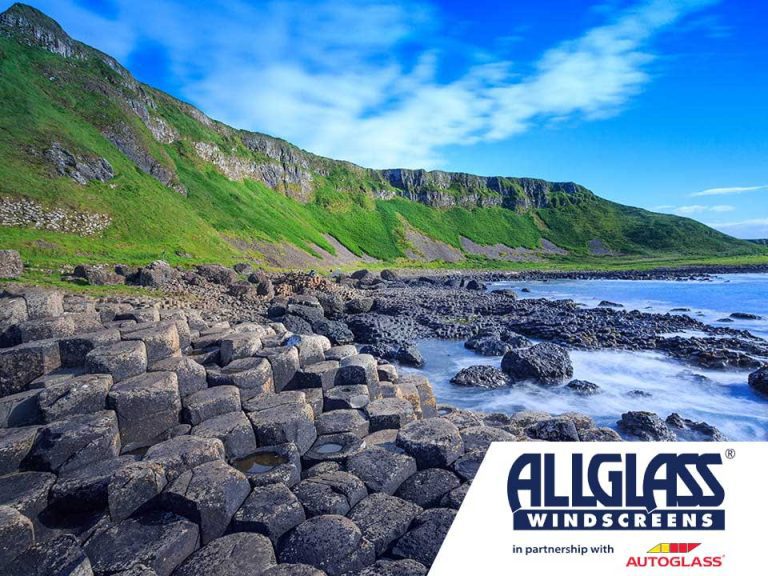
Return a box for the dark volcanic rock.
[6,534,91,576]
[501,342,573,384]
[396,418,464,470]
[231,482,305,544]
[748,366,768,395]
[391,508,456,567]
[665,413,726,441]
[172,532,276,576]
[450,365,511,389]
[292,471,367,517]
[526,417,580,441]
[347,493,422,557]
[0,505,34,567]
[83,510,199,576]
[395,468,461,509]
[278,515,375,576]
[618,411,676,441]
[565,379,600,395]
[346,446,417,495]
[0,249,24,279]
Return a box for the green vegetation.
[0,10,765,275]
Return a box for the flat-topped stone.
[86,340,147,383]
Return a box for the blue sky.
[8,0,768,238]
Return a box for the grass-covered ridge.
[0,3,764,271]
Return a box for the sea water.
[401,274,768,441]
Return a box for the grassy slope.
[0,32,764,273]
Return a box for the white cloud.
[706,218,768,239]
[28,0,720,169]
[691,184,768,197]
[671,204,734,215]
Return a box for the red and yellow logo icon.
[647,543,701,554]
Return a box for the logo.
[626,543,723,568]
[507,452,725,530]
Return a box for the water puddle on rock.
[401,338,768,441]
[233,452,287,474]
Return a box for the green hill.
[0,3,762,271]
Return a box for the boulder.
[365,398,415,432]
[58,329,122,368]
[107,371,181,448]
[501,342,573,384]
[247,393,317,454]
[23,289,64,319]
[526,417,581,442]
[74,264,124,286]
[162,460,250,544]
[23,410,120,473]
[6,534,92,576]
[143,436,226,482]
[748,366,768,395]
[347,493,422,557]
[83,510,199,576]
[150,356,207,398]
[122,322,180,364]
[0,249,23,279]
[0,339,61,396]
[86,340,147,383]
[395,345,424,368]
[0,471,56,527]
[395,468,461,509]
[324,385,370,411]
[109,461,168,522]
[231,482,305,545]
[37,373,112,423]
[391,508,456,567]
[0,505,34,567]
[440,482,469,510]
[278,515,375,576]
[665,413,726,441]
[172,532,276,576]
[182,386,240,425]
[345,446,417,495]
[566,379,601,395]
[450,365,511,389]
[292,471,368,517]
[617,411,677,441]
[196,264,239,286]
[452,450,485,481]
[311,320,354,346]
[138,260,176,288]
[254,347,299,392]
[396,418,464,470]
[191,411,257,460]
[345,297,374,314]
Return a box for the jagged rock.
[109,461,167,522]
[191,411,257,460]
[440,482,469,509]
[246,393,316,454]
[501,342,573,384]
[5,534,93,576]
[617,411,677,441]
[324,385,370,411]
[0,339,61,396]
[0,249,23,278]
[23,410,120,473]
[315,292,344,319]
[566,379,601,395]
[391,508,456,567]
[293,471,367,517]
[450,365,511,388]
[107,371,181,448]
[315,409,369,438]
[666,413,726,441]
[0,505,34,567]
[345,297,374,314]
[345,446,417,495]
[748,366,768,395]
[233,443,302,487]
[173,532,276,576]
[526,417,580,442]
[83,510,199,576]
[396,418,464,470]
[143,435,226,482]
[347,493,422,557]
[231,482,305,545]
[162,460,250,544]
[365,398,415,432]
[312,319,354,345]
[182,386,240,425]
[395,468,461,509]
[37,373,112,423]
[278,515,376,576]
[86,340,147,383]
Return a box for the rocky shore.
[1,253,767,574]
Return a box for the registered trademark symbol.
[725,448,736,459]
